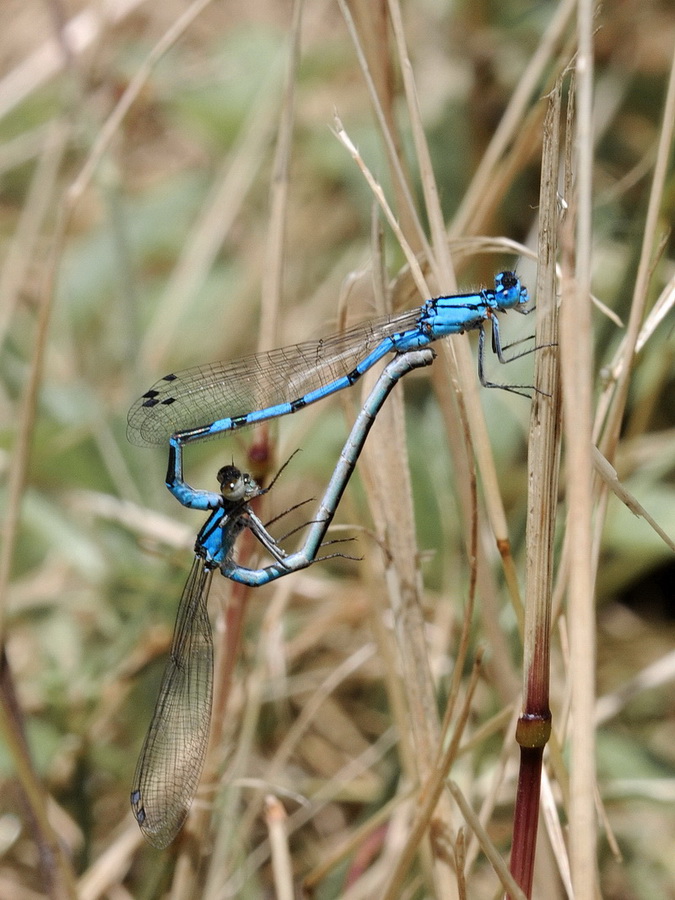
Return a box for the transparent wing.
[131,559,214,849]
[127,307,423,446]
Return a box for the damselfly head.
[217,465,258,502]
[495,270,529,309]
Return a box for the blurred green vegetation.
[0,1,673,898]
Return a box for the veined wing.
[127,307,423,446]
[131,559,214,849]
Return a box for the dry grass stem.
[2,2,672,897]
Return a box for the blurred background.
[0,1,673,897]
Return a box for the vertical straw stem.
[561,0,598,892]
[509,82,563,897]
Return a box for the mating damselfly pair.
[127,271,535,848]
